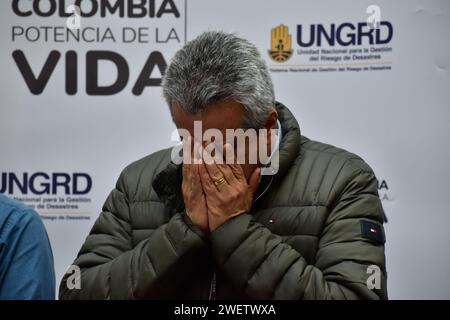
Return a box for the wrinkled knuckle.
[229,190,239,201]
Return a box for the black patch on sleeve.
[360,220,385,244]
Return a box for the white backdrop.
[1,0,449,299]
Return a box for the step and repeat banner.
[1,0,449,299]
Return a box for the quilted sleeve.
[59,169,208,299]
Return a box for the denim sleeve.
[0,206,55,300]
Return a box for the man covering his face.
[60,31,387,300]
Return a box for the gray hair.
[162,31,275,129]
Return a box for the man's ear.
[264,107,278,130]
[264,107,278,150]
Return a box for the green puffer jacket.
[59,102,387,300]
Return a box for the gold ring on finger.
[213,176,226,187]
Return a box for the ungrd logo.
[0,172,92,195]
[296,21,393,47]
[268,24,293,62]
[270,20,393,51]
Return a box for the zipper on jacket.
[208,271,217,300]
[253,175,274,203]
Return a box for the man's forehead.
[172,100,244,131]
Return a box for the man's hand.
[199,144,260,232]
[182,140,209,233]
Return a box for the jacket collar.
[271,101,301,184]
[152,101,301,215]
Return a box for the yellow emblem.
[268,24,293,62]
